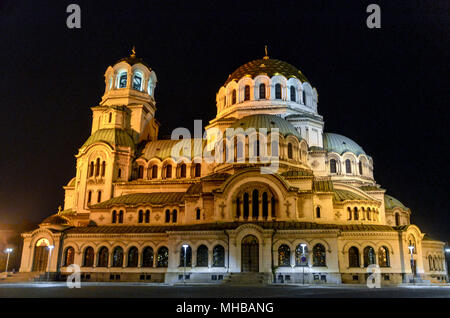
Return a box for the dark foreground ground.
[0,282,449,298]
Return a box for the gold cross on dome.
[264,45,269,59]
[131,46,136,57]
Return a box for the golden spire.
[131,46,136,58]
[263,45,269,60]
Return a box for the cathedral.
[19,50,447,285]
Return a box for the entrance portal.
[32,238,50,271]
[241,235,259,272]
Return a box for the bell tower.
[91,48,159,143]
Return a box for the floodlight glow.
[48,245,54,250]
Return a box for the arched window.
[89,162,94,177]
[395,213,400,226]
[278,245,291,266]
[180,163,186,178]
[138,210,143,223]
[287,143,293,159]
[64,247,75,266]
[165,165,172,178]
[165,209,170,223]
[196,245,208,267]
[118,72,127,88]
[348,247,360,267]
[145,209,150,223]
[243,192,249,219]
[108,112,112,123]
[259,83,266,99]
[138,166,144,179]
[172,209,177,223]
[97,191,102,203]
[275,83,282,99]
[118,210,124,224]
[179,245,192,267]
[127,247,138,267]
[302,90,306,105]
[232,89,237,104]
[271,140,278,157]
[378,246,390,267]
[87,191,92,204]
[244,85,250,100]
[330,159,337,173]
[359,161,363,175]
[347,207,352,220]
[290,86,296,101]
[118,168,122,178]
[196,208,201,220]
[236,138,244,161]
[295,244,308,266]
[262,192,268,218]
[132,72,142,90]
[157,247,169,267]
[428,255,433,271]
[354,207,359,221]
[235,198,241,218]
[367,208,371,220]
[271,196,276,218]
[112,210,117,223]
[142,247,154,267]
[345,159,352,174]
[101,161,106,177]
[252,189,259,218]
[83,247,94,267]
[194,163,201,177]
[316,206,321,218]
[363,246,376,267]
[151,165,158,179]
[213,245,225,267]
[313,244,326,266]
[97,247,109,267]
[95,158,100,176]
[112,247,124,267]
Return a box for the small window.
[165,165,172,178]
[316,207,321,218]
[138,166,144,179]
[196,208,201,220]
[151,165,158,179]
[359,161,363,175]
[108,113,112,123]
[330,159,337,173]
[112,210,117,224]
[345,159,352,174]
[180,164,186,178]
[87,191,92,204]
[138,210,143,223]
[97,191,102,203]
[290,86,296,101]
[275,83,282,99]
[259,83,266,99]
[145,210,150,223]
[165,209,170,223]
[232,89,237,104]
[132,73,142,90]
[194,163,201,177]
[119,73,127,88]
[244,85,250,100]
[172,209,177,223]
[118,210,124,224]
[287,143,293,159]
[302,90,306,105]
[117,168,122,178]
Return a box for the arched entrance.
[241,235,259,272]
[32,238,50,271]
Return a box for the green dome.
[323,133,366,156]
[224,58,309,85]
[82,128,135,149]
[230,114,302,139]
[384,194,408,210]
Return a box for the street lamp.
[182,244,188,285]
[301,243,307,285]
[408,245,415,285]
[4,248,13,274]
[47,245,54,281]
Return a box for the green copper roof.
[323,133,366,156]
[142,138,206,161]
[313,180,334,192]
[82,128,135,149]
[333,189,368,202]
[230,114,302,139]
[384,194,408,210]
[65,221,395,234]
[224,58,309,85]
[90,192,186,209]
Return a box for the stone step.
[0,272,44,283]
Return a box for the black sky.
[0,1,448,241]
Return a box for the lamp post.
[47,245,54,281]
[301,243,307,285]
[182,244,188,285]
[408,245,414,285]
[4,248,13,274]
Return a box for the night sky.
[0,1,448,241]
